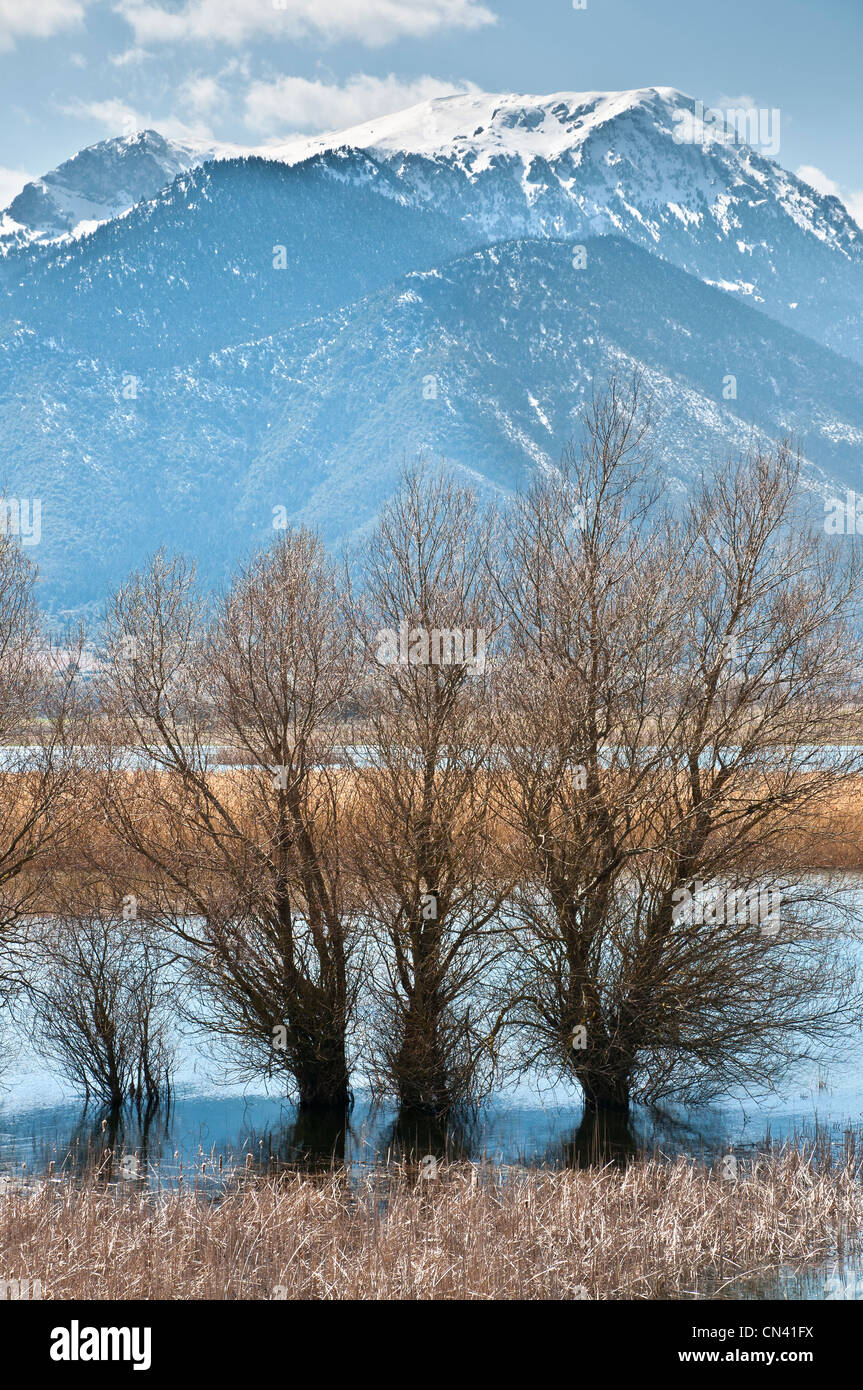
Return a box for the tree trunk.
[575,1062,632,1113]
[294,1035,351,1110]
[393,995,451,1115]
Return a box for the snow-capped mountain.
[0,129,231,250]
[272,87,863,362]
[1,88,862,612]
[6,89,860,354]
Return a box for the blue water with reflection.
[3,1043,863,1186]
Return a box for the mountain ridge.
[2,88,862,611]
[3,234,859,613]
[4,88,861,361]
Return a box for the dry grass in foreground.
[1,1149,861,1300]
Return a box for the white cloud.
[218,56,250,80]
[0,0,91,51]
[115,0,496,48]
[61,95,218,144]
[179,74,227,116]
[244,72,480,134]
[152,113,217,142]
[846,194,863,228]
[109,46,151,66]
[715,93,760,112]
[0,165,35,207]
[797,164,841,199]
[797,164,863,230]
[61,98,144,135]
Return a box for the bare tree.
[0,537,88,922]
[0,535,90,1035]
[16,905,174,1110]
[97,534,361,1110]
[351,466,507,1116]
[493,376,863,1112]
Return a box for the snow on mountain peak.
[3,87,860,282]
[265,86,690,171]
[4,88,863,611]
[0,128,233,245]
[0,87,699,247]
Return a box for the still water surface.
[4,882,863,1300]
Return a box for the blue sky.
[1,0,861,221]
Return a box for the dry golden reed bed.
[2,1150,861,1300]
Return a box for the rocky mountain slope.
[1,88,860,611]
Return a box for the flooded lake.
[4,881,863,1300]
[3,1020,863,1181]
[3,1054,863,1299]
